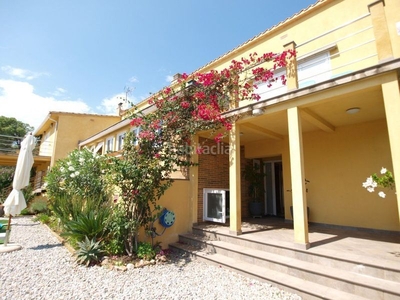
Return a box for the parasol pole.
[4,214,12,246]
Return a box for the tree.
[0,116,34,203]
[0,116,33,136]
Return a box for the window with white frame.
[106,137,114,153]
[255,68,287,101]
[117,132,126,151]
[298,51,331,88]
[131,127,141,146]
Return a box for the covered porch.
[194,59,400,250]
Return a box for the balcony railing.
[0,134,52,156]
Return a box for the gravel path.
[0,216,301,300]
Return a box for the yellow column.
[368,0,393,61]
[190,135,199,225]
[229,123,242,235]
[287,107,309,249]
[283,41,298,91]
[381,72,400,220]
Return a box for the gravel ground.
[0,216,301,300]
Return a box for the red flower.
[214,133,223,143]
[130,117,143,127]
[180,101,190,109]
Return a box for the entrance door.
[264,161,284,217]
[203,188,230,223]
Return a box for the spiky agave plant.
[75,236,104,266]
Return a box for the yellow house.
[30,112,120,192]
[32,0,400,251]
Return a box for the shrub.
[45,149,111,202]
[103,204,126,255]
[137,241,156,260]
[30,199,48,214]
[49,195,109,227]
[33,213,51,224]
[61,208,111,243]
[75,236,104,266]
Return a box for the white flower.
[68,166,75,171]
[60,167,65,172]
[378,191,386,198]
[79,157,85,163]
[367,186,375,193]
[380,167,387,174]
[70,173,75,178]
[74,171,80,176]
[362,177,377,188]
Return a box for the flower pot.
[249,202,263,218]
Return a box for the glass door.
[203,188,229,223]
[264,161,284,217]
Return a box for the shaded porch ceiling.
[236,84,385,145]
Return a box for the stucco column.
[190,134,199,225]
[381,72,400,220]
[368,0,393,61]
[229,122,242,235]
[283,41,298,91]
[287,107,309,249]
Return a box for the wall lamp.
[252,108,264,115]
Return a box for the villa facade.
[27,0,400,249]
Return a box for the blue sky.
[0,0,317,130]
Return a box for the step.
[191,228,400,282]
[175,233,400,299]
[170,242,370,300]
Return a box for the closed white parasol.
[2,133,35,246]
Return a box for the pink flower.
[214,133,223,143]
[130,117,143,127]
[180,101,190,109]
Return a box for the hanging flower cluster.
[362,167,395,198]
[129,50,295,154]
[107,50,295,255]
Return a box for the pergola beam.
[301,108,335,132]
[241,123,283,140]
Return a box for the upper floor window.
[298,52,331,88]
[131,127,141,146]
[255,69,287,101]
[106,137,114,153]
[117,132,126,151]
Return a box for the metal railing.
[0,134,52,156]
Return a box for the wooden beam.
[301,108,335,132]
[241,123,283,140]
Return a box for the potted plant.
[243,160,264,217]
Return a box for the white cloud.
[97,93,137,114]
[129,76,138,83]
[166,75,173,83]
[0,79,91,130]
[49,87,68,97]
[1,66,49,80]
